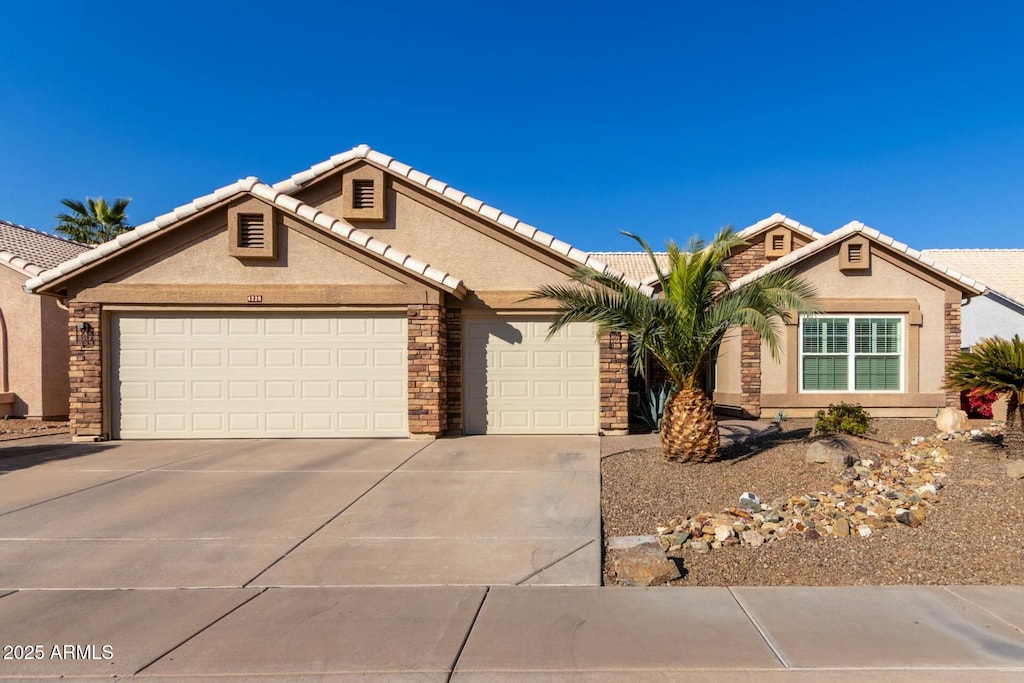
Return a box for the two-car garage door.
[112,313,408,439]
[111,313,601,439]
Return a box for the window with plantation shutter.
[800,315,903,392]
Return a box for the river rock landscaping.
[603,418,1023,586]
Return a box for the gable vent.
[772,234,785,252]
[847,243,863,263]
[352,179,375,209]
[238,214,266,248]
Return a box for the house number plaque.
[247,295,263,303]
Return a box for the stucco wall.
[318,189,573,293]
[115,223,401,286]
[0,266,72,418]
[713,332,742,400]
[961,294,1024,346]
[756,244,954,417]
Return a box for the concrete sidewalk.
[2,585,1022,680]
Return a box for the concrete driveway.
[0,435,599,590]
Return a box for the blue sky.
[2,1,1022,250]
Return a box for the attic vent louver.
[238,214,265,248]
[772,234,785,252]
[847,243,863,263]
[352,180,375,209]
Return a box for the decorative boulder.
[612,542,681,586]
[806,436,858,466]
[935,407,969,434]
[1006,459,1024,480]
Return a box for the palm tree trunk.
[1005,392,1024,458]
[660,388,720,462]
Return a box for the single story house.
[24,147,995,439]
[25,146,643,441]
[0,219,90,418]
[596,214,988,419]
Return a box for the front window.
[800,316,903,392]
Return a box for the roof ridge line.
[271,145,650,293]
[25,176,466,295]
[730,222,985,294]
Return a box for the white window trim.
[798,315,905,393]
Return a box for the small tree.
[527,228,818,463]
[55,197,132,244]
[945,335,1024,456]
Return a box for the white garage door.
[464,317,599,435]
[112,313,407,439]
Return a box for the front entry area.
[110,312,408,439]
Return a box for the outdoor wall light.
[76,321,95,347]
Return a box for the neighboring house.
[920,250,1024,348]
[0,220,90,418]
[25,146,644,441]
[921,249,1024,421]
[603,214,987,419]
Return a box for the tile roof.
[589,252,669,281]
[731,221,986,295]
[737,213,826,241]
[594,215,822,285]
[273,145,647,290]
[24,179,466,295]
[922,249,1024,306]
[0,219,91,277]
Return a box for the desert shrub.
[813,403,875,436]
[633,383,675,432]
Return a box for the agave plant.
[945,335,1024,456]
[634,383,676,432]
[527,227,818,463]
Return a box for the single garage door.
[464,317,599,435]
[112,312,407,439]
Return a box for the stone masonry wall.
[944,301,962,408]
[723,242,768,417]
[407,303,446,436]
[68,302,102,438]
[444,308,463,434]
[600,331,629,433]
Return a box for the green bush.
[813,403,875,436]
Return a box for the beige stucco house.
[598,214,987,419]
[25,146,638,441]
[0,220,90,418]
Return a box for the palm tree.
[945,335,1024,457]
[527,228,819,463]
[55,197,132,244]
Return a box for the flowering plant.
[961,389,998,419]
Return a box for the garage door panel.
[113,313,408,439]
[464,318,599,435]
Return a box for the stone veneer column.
[444,308,463,434]
[723,242,768,418]
[407,303,446,437]
[68,302,103,440]
[600,331,629,434]
[944,301,962,408]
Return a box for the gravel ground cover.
[602,418,1023,586]
[0,419,69,441]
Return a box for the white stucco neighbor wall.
[961,293,1024,347]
